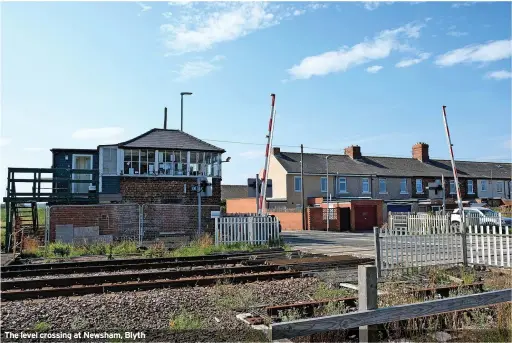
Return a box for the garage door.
[354,205,377,230]
[387,204,411,213]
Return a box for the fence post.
[358,265,378,343]
[373,227,381,278]
[214,217,219,246]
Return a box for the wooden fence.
[214,216,280,245]
[271,265,512,340]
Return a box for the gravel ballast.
[1,278,319,342]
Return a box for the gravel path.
[1,278,319,342]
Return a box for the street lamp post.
[180,92,193,131]
[326,155,331,232]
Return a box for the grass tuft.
[169,311,204,331]
[33,321,50,332]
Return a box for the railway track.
[1,251,304,278]
[1,270,302,301]
[1,251,373,301]
[265,282,486,317]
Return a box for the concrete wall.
[226,198,303,231]
[477,179,512,199]
[285,174,364,208]
[267,155,288,200]
[371,177,412,200]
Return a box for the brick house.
[51,128,226,205]
[237,142,511,230]
[45,129,227,242]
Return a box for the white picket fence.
[214,216,280,246]
[468,225,511,267]
[376,214,512,276]
[388,213,451,235]
[376,225,464,274]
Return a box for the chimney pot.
[344,145,362,159]
[164,107,168,130]
[412,142,429,162]
[272,147,280,155]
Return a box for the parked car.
[451,207,512,230]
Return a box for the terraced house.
[266,143,511,228]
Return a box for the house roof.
[274,152,512,179]
[221,185,249,200]
[116,129,225,152]
[50,148,98,153]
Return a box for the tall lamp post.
[326,155,331,232]
[180,92,193,131]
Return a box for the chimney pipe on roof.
[412,142,429,162]
[164,107,168,129]
[345,145,362,159]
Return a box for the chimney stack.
[164,107,168,129]
[412,142,429,162]
[345,145,362,159]
[272,147,281,155]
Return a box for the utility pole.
[326,155,330,232]
[255,174,260,214]
[197,178,202,236]
[300,144,305,230]
[442,105,467,266]
[180,92,193,131]
[442,174,446,216]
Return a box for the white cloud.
[173,56,225,82]
[72,128,124,143]
[136,2,152,16]
[485,70,512,80]
[239,150,264,159]
[452,2,475,8]
[435,39,512,66]
[161,2,315,55]
[395,52,431,68]
[366,65,383,73]
[287,22,425,80]
[0,137,11,147]
[363,2,393,11]
[162,12,173,19]
[447,31,468,37]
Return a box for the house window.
[102,148,118,175]
[123,149,140,175]
[481,180,488,192]
[362,178,370,193]
[189,151,204,176]
[158,150,177,175]
[467,180,474,194]
[400,178,408,194]
[294,176,302,192]
[139,149,156,175]
[320,177,327,193]
[497,181,504,193]
[416,179,423,193]
[338,177,347,193]
[450,180,456,194]
[379,179,387,194]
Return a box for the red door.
[354,206,377,230]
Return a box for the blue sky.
[1,1,511,194]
